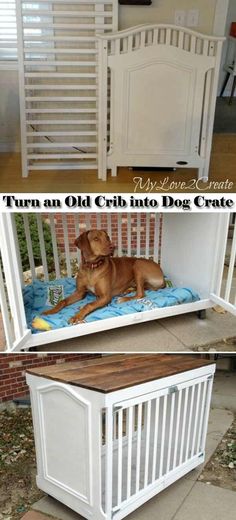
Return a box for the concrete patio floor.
[37,309,236,352]
[21,370,236,520]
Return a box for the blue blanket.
[23,277,200,334]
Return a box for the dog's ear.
[74,231,92,257]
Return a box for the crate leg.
[197,309,207,320]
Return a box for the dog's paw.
[117,296,128,304]
[68,316,85,325]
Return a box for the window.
[0,1,17,61]
[0,2,52,64]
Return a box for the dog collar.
[83,257,106,270]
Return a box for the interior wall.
[0,0,221,151]
[217,0,236,96]
[0,69,20,151]
[119,0,217,34]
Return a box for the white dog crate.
[0,212,235,351]
[97,24,224,181]
[26,354,216,520]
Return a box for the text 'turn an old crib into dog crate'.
[26,354,216,520]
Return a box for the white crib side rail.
[109,371,214,518]
[0,213,30,350]
[13,213,161,284]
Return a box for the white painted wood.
[17,0,118,177]
[0,212,235,351]
[97,24,224,181]
[27,364,215,520]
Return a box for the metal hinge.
[198,452,204,458]
[207,375,213,380]
[169,385,178,394]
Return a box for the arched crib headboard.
[97,25,224,181]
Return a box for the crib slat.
[151,397,160,482]
[12,215,24,286]
[117,214,122,256]
[140,31,146,48]
[62,214,72,277]
[153,214,160,263]
[203,39,209,56]
[191,383,201,458]
[185,384,195,461]
[159,395,167,478]
[145,213,150,259]
[166,28,171,45]
[179,387,189,464]
[36,215,49,282]
[153,28,159,45]
[135,403,142,493]
[190,35,196,54]
[144,400,151,487]
[117,408,123,506]
[166,392,175,472]
[23,215,36,279]
[224,222,236,303]
[196,381,207,454]
[48,214,60,280]
[178,31,184,50]
[107,213,112,241]
[128,35,133,53]
[127,214,131,257]
[173,389,182,469]
[74,214,81,264]
[126,406,133,499]
[136,214,141,257]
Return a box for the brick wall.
[44,213,157,255]
[0,354,100,403]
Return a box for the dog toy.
[32,316,52,331]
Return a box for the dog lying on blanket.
[43,229,165,324]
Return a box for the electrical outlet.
[174,10,186,26]
[187,9,199,27]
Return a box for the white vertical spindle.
[151,398,160,482]
[135,403,142,493]
[224,222,236,303]
[23,215,36,279]
[62,214,72,277]
[185,384,195,461]
[145,213,150,259]
[166,392,175,472]
[117,408,123,506]
[196,381,207,453]
[136,214,141,257]
[117,214,122,256]
[36,215,49,281]
[144,400,151,488]
[191,383,201,458]
[126,406,133,499]
[48,214,60,279]
[173,389,182,469]
[159,395,167,478]
[153,214,160,263]
[179,387,189,464]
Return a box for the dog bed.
[23,277,200,334]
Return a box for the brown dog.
[43,229,165,324]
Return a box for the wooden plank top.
[26,355,214,393]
